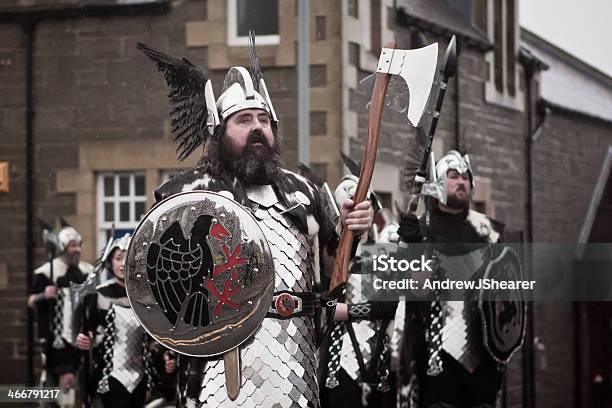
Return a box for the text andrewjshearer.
[371,254,536,291]
[373,277,536,290]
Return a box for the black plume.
[402,126,428,190]
[38,218,54,232]
[297,162,325,188]
[59,216,71,228]
[248,30,263,91]
[138,42,213,161]
[458,127,469,156]
[339,150,361,177]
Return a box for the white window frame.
[227,0,280,46]
[96,172,147,252]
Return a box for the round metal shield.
[125,191,275,357]
[479,246,526,363]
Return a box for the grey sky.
[520,0,612,77]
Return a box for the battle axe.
[329,41,439,296]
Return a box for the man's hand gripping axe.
[329,41,439,297]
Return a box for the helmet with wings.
[137,31,277,161]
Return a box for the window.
[315,16,327,41]
[310,65,327,87]
[484,0,522,109]
[348,42,360,67]
[310,111,327,136]
[227,0,279,46]
[97,172,147,250]
[374,191,392,210]
[347,0,359,18]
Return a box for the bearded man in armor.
[397,150,523,408]
[27,226,94,406]
[138,41,373,408]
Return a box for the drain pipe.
[523,59,536,408]
[519,47,548,408]
[22,17,38,387]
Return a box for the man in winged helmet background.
[138,34,373,408]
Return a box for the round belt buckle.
[275,293,296,317]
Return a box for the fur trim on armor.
[466,210,500,243]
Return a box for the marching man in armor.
[27,226,94,406]
[76,234,162,408]
[320,175,399,408]
[135,36,373,408]
[397,150,525,408]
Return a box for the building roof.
[521,29,612,124]
[395,0,492,51]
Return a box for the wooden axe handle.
[329,41,396,294]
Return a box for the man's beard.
[445,187,470,209]
[65,252,80,266]
[220,130,281,185]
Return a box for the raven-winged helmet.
[137,31,277,162]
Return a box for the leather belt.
[266,291,318,319]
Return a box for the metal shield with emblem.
[478,246,526,363]
[125,191,275,358]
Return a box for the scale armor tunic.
[323,252,397,404]
[154,167,338,408]
[329,274,379,383]
[95,280,152,395]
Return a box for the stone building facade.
[1,0,611,406]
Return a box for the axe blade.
[70,272,97,311]
[376,43,438,126]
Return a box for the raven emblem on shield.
[146,215,248,330]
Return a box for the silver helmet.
[216,66,277,124]
[105,233,131,263]
[110,233,131,253]
[57,226,82,252]
[420,150,474,205]
[434,150,474,189]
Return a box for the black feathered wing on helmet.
[339,150,362,177]
[248,30,264,91]
[137,42,219,161]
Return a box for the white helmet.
[105,233,132,270]
[110,233,131,253]
[57,227,82,252]
[216,67,277,124]
[434,150,474,189]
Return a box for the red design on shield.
[206,278,240,317]
[210,222,231,240]
[214,243,248,281]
